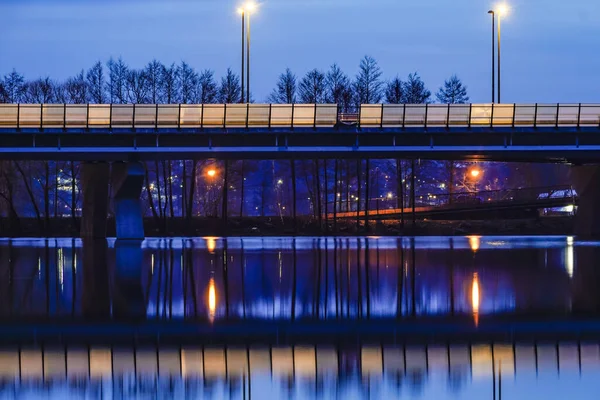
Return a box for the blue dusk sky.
[0,0,599,103]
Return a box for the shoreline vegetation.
[0,216,574,238]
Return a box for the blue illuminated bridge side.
[0,103,600,161]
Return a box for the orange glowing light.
[472,272,480,326]
[208,278,216,321]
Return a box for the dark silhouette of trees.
[436,75,469,104]
[354,55,383,105]
[197,70,218,104]
[403,72,431,104]
[218,68,241,104]
[325,64,353,112]
[86,61,106,103]
[298,69,326,103]
[2,70,26,103]
[269,68,297,104]
[385,77,404,104]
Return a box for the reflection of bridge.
[0,103,600,161]
[331,185,578,220]
[0,342,597,398]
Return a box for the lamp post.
[496,4,508,103]
[239,9,245,103]
[237,3,257,103]
[487,10,495,103]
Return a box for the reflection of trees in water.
[447,366,469,394]
[407,369,428,397]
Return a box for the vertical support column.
[572,165,600,237]
[80,162,110,239]
[112,162,145,240]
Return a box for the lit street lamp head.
[496,3,509,16]
[207,169,217,178]
[470,169,482,179]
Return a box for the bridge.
[0,103,599,161]
[330,185,577,221]
[1,102,599,239]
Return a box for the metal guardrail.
[0,103,599,130]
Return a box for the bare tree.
[298,69,326,103]
[269,68,297,104]
[385,77,404,104]
[354,56,383,105]
[144,60,164,103]
[24,77,55,103]
[436,75,469,104]
[178,62,198,104]
[86,61,106,103]
[403,72,431,104]
[197,70,218,104]
[107,57,129,104]
[2,70,26,103]
[160,63,179,104]
[127,69,150,104]
[217,68,241,104]
[325,64,353,112]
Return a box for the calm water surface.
[0,235,598,399]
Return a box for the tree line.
[0,56,468,108]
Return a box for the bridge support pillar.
[572,165,600,237]
[81,162,110,239]
[81,161,145,240]
[112,162,145,240]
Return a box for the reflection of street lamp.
[471,272,480,326]
[207,169,217,178]
[208,277,217,322]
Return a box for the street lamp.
[238,2,257,104]
[495,4,509,103]
[207,168,217,178]
[238,8,245,103]
[487,10,495,103]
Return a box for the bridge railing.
[0,104,339,129]
[359,103,600,128]
[1,103,599,129]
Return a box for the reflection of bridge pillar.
[112,240,146,319]
[82,239,111,318]
[572,165,600,237]
[112,162,145,240]
[80,162,110,239]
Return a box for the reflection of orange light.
[468,236,481,252]
[205,237,217,253]
[208,278,216,321]
[472,272,480,326]
[470,169,481,178]
[207,169,217,178]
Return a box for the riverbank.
[0,216,574,237]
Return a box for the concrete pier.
[80,162,145,240]
[111,162,145,240]
[572,165,600,237]
[80,162,110,239]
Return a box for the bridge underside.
[0,127,600,162]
